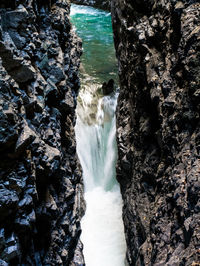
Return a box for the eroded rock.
[111,0,200,265]
[0,189,19,221]
[0,1,84,265]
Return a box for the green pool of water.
[70,4,118,86]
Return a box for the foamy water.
[75,93,126,266]
[81,186,125,266]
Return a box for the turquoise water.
[70,4,118,85]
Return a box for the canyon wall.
[0,0,84,265]
[111,0,200,265]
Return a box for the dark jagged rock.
[111,0,200,265]
[72,0,110,11]
[102,79,115,95]
[15,123,37,154]
[0,189,19,222]
[0,0,85,265]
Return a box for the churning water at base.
[81,188,125,266]
[71,4,126,265]
[75,92,126,266]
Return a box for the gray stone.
[0,259,8,266]
[3,6,28,29]
[15,124,37,153]
[9,177,26,193]
[3,245,18,261]
[0,229,5,249]
[43,143,61,164]
[18,194,33,208]
[60,89,74,113]
[6,234,16,246]
[8,30,26,49]
[15,217,30,231]
[10,64,36,83]
[0,112,18,151]
[0,189,19,221]
[0,41,36,83]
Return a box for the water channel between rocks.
[70,4,126,266]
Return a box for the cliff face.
[111,0,200,265]
[0,0,84,265]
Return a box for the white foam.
[70,4,110,16]
[75,91,126,265]
[81,186,126,266]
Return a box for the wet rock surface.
[102,79,115,96]
[111,0,200,265]
[0,0,84,265]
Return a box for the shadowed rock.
[111,0,200,265]
[102,79,115,95]
[0,1,84,265]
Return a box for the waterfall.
[71,4,126,265]
[75,89,126,266]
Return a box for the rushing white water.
[71,4,126,265]
[75,90,126,266]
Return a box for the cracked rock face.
[0,0,85,265]
[111,0,200,265]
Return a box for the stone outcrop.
[111,0,200,265]
[72,0,110,11]
[102,79,115,95]
[0,0,84,265]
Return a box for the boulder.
[102,79,115,95]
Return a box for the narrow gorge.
[0,0,200,266]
